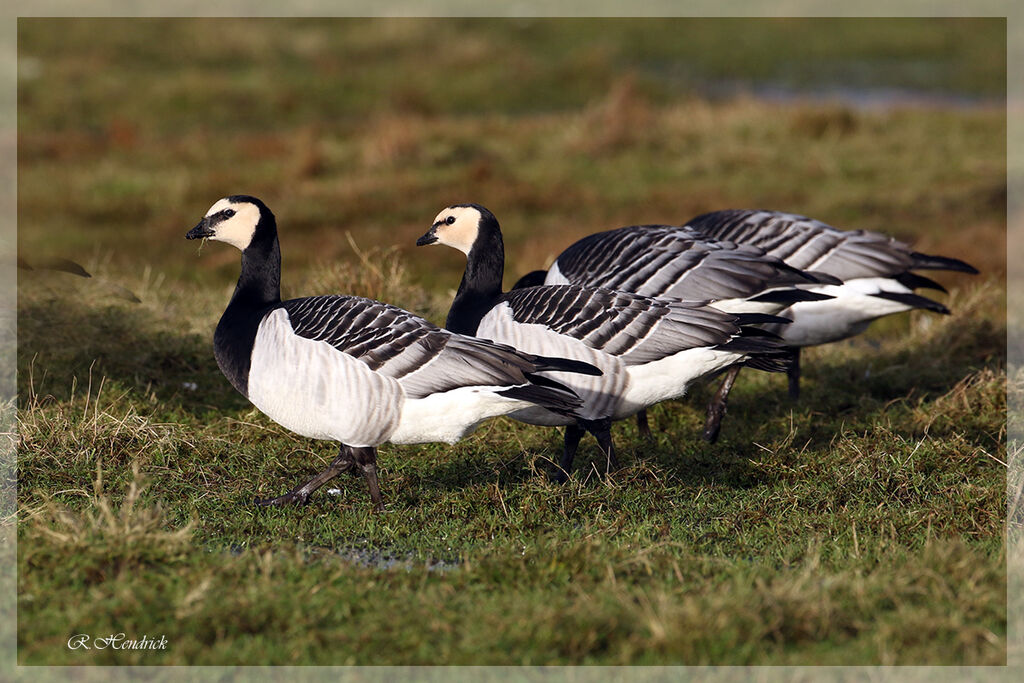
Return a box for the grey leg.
[787,347,801,401]
[351,446,384,512]
[255,445,356,507]
[636,409,653,440]
[584,417,618,474]
[703,365,741,444]
[557,424,586,483]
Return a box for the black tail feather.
[910,252,979,274]
[743,355,791,373]
[750,288,835,304]
[499,380,584,418]
[871,291,950,315]
[717,337,787,354]
[742,345,799,373]
[717,325,796,373]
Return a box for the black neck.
[214,212,281,397]
[445,219,505,336]
[230,225,282,311]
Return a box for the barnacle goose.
[416,203,792,480]
[531,209,977,439]
[682,209,978,353]
[186,195,601,510]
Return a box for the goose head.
[186,195,273,250]
[417,203,500,256]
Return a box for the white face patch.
[431,206,481,255]
[204,198,262,251]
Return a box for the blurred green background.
[17,17,1006,294]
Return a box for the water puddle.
[226,541,461,573]
[319,546,460,573]
[703,80,1003,111]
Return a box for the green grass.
[15,18,1007,665]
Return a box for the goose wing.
[498,285,756,366]
[280,295,576,399]
[552,225,823,301]
[683,209,929,280]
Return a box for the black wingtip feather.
[910,252,979,274]
[733,312,792,326]
[734,326,783,339]
[750,288,835,304]
[530,355,603,376]
[766,260,840,286]
[806,270,843,285]
[871,291,950,314]
[894,271,947,293]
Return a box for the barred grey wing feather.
[685,209,917,279]
[554,225,819,301]
[280,295,555,400]
[500,285,744,366]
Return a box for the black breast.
[213,303,274,398]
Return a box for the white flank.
[544,260,570,286]
[390,385,538,444]
[248,309,404,446]
[775,277,916,347]
[619,347,742,417]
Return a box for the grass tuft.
[23,461,194,583]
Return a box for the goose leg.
[255,445,356,507]
[636,409,653,440]
[585,418,618,475]
[557,424,586,483]
[787,347,801,401]
[703,365,741,444]
[351,446,384,512]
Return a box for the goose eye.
[223,209,236,218]
[445,215,456,225]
